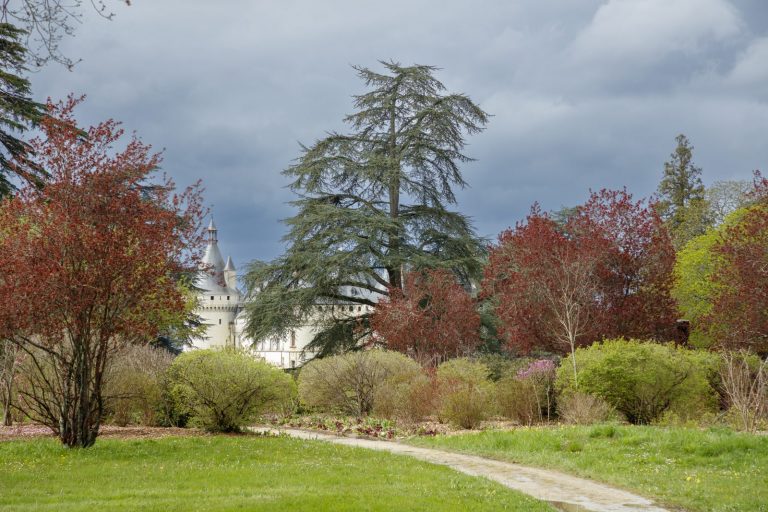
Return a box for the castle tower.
[190,219,241,350]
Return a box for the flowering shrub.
[496,359,556,424]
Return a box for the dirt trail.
[268,428,673,512]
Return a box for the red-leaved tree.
[707,200,768,353]
[483,190,678,366]
[571,189,678,341]
[482,207,606,383]
[0,97,204,447]
[371,268,481,366]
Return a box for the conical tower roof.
[197,218,231,294]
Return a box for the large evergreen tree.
[656,134,708,247]
[0,23,45,196]
[243,62,489,355]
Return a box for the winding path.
[263,428,673,512]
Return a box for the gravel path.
[268,428,673,512]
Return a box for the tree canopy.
[371,268,481,366]
[0,97,204,447]
[656,134,708,248]
[674,173,768,353]
[483,189,677,360]
[243,62,489,356]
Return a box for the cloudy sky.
[33,0,768,268]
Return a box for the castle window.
[349,305,353,312]
[290,330,296,348]
[358,306,361,312]
[219,319,222,325]
[290,360,296,368]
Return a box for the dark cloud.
[31,0,768,265]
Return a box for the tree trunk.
[1,395,11,426]
[387,94,402,290]
[569,334,578,389]
[1,372,12,425]
[58,344,101,448]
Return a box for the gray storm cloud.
[31,0,768,265]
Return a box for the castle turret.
[191,218,241,350]
[224,256,237,291]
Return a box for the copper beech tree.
[0,97,204,447]
[483,190,677,378]
[371,268,481,366]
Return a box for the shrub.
[298,350,420,417]
[436,358,494,428]
[557,339,718,424]
[373,370,437,423]
[496,377,539,425]
[558,392,617,425]
[719,350,768,432]
[517,359,556,420]
[473,353,530,381]
[167,349,295,432]
[103,345,174,426]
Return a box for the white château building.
[190,220,375,369]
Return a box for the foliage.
[103,345,174,426]
[0,97,204,447]
[719,351,767,432]
[298,349,420,417]
[672,222,728,348]
[706,202,768,352]
[484,190,677,368]
[483,207,605,369]
[571,189,678,342]
[0,436,552,512]
[371,268,481,366]
[243,62,489,356]
[557,392,617,425]
[436,358,494,428]
[556,339,718,424]
[656,134,707,248]
[672,180,757,349]
[0,23,45,197]
[167,349,295,432]
[411,425,768,512]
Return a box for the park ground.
[0,430,551,512]
[1,424,767,511]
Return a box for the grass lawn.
[409,424,768,512]
[0,434,553,512]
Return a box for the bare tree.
[539,253,601,389]
[0,0,130,68]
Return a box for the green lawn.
[0,434,552,511]
[409,425,768,512]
